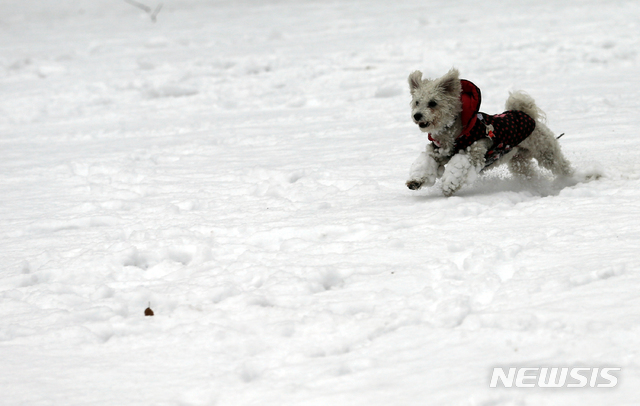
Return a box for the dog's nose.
[413,112,423,121]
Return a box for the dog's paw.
[406,180,424,190]
[441,179,459,197]
[441,154,479,196]
[408,151,438,190]
[442,183,460,197]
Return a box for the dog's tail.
[505,90,546,122]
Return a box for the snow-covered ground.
[2,0,640,404]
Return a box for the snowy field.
[2,0,640,404]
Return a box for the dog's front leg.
[440,139,490,196]
[406,143,441,190]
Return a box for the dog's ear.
[408,70,423,94]
[438,68,461,95]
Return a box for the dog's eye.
[415,100,420,107]
[428,100,437,108]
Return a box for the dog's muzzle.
[413,112,430,129]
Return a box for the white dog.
[405,68,573,196]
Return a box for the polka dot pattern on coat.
[454,110,536,167]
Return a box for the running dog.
[406,68,572,196]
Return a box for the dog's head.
[408,68,462,134]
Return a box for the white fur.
[406,69,573,196]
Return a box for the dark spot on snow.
[145,303,154,316]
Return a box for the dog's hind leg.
[529,123,573,177]
[507,148,536,178]
[535,146,573,176]
[518,122,573,177]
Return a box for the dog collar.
[427,134,441,147]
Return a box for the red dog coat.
[431,80,536,168]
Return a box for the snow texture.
[1,0,640,405]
